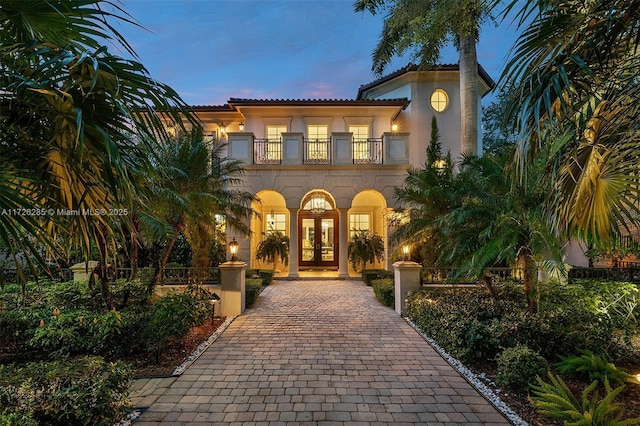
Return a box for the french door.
[299,211,339,268]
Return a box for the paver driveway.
[133,280,511,425]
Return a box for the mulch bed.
[124,317,225,378]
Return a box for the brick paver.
[133,280,511,425]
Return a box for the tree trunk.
[480,274,497,299]
[521,251,538,314]
[150,225,182,292]
[459,32,480,156]
[130,214,140,279]
[94,223,115,310]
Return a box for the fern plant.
[556,350,633,385]
[530,373,640,425]
[256,231,289,271]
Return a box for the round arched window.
[430,89,449,113]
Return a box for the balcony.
[254,138,282,165]
[303,138,331,165]
[353,138,383,164]
[230,132,410,167]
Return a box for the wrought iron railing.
[568,266,640,284]
[115,267,220,286]
[304,138,331,164]
[353,138,383,164]
[254,138,282,164]
[421,267,524,285]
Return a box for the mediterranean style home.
[189,64,494,277]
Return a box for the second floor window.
[256,125,286,163]
[350,125,369,162]
[306,125,329,163]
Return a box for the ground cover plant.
[0,278,222,424]
[406,279,640,424]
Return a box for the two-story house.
[190,64,494,277]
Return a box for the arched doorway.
[299,190,338,269]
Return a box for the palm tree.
[149,128,256,289]
[354,0,494,155]
[439,150,564,312]
[0,0,196,291]
[497,0,640,245]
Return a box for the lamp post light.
[209,292,220,321]
[403,244,410,261]
[229,237,239,261]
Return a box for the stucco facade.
[190,64,494,277]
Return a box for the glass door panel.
[302,218,315,262]
[321,219,335,262]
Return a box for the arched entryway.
[298,190,338,269]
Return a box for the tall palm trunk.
[521,249,538,314]
[150,222,184,291]
[459,32,480,156]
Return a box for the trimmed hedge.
[496,345,548,391]
[259,269,275,286]
[372,278,394,307]
[362,269,393,286]
[0,356,132,426]
[405,281,639,365]
[245,278,263,308]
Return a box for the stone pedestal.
[393,261,422,316]
[70,261,99,282]
[220,261,246,316]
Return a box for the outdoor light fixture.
[239,122,245,132]
[219,121,226,134]
[229,237,239,261]
[309,191,327,214]
[391,122,399,133]
[403,244,410,261]
[210,292,220,320]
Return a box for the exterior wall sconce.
[403,244,410,261]
[239,122,245,132]
[391,122,399,133]
[219,121,226,135]
[229,237,239,261]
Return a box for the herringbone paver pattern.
[133,280,511,425]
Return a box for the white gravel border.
[115,315,238,426]
[172,315,237,376]
[405,318,528,426]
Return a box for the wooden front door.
[299,211,339,268]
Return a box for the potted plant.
[256,231,290,272]
[347,230,385,273]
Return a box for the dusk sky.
[117,0,522,106]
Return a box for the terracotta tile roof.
[356,63,496,99]
[227,98,410,107]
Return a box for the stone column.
[287,208,299,278]
[393,261,422,316]
[220,261,246,316]
[338,208,349,278]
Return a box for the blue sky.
[117,0,521,106]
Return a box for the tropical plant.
[148,128,255,288]
[439,150,564,311]
[347,230,385,272]
[354,0,495,155]
[256,231,290,271]
[0,0,196,295]
[556,350,634,386]
[529,373,640,425]
[497,0,640,245]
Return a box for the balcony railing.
[353,138,383,164]
[304,138,331,165]
[254,138,282,164]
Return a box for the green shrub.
[556,350,633,385]
[245,278,263,308]
[496,344,548,391]
[0,413,38,426]
[0,356,132,426]
[530,373,640,425]
[245,269,260,279]
[45,280,94,310]
[372,278,394,307]
[362,269,392,286]
[29,309,93,357]
[259,269,275,286]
